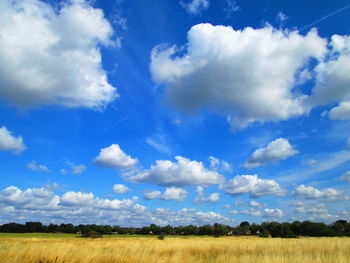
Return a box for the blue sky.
[0,0,350,226]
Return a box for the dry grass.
[1,236,349,263]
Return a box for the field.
[0,234,349,263]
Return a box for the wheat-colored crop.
[0,236,349,263]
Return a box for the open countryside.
[1,0,350,262]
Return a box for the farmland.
[1,235,349,263]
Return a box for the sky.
[0,0,350,227]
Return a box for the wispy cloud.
[278,150,350,183]
[300,4,350,31]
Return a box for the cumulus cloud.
[240,207,282,218]
[338,171,350,183]
[240,208,262,217]
[249,200,266,208]
[161,187,188,201]
[113,184,130,194]
[228,209,239,215]
[329,101,350,120]
[152,207,235,226]
[243,138,299,169]
[291,201,341,221]
[294,202,328,214]
[124,156,224,187]
[195,186,220,203]
[209,156,232,172]
[294,184,346,201]
[0,186,54,208]
[263,208,283,218]
[143,188,188,201]
[144,190,161,200]
[0,126,26,154]
[309,35,350,109]
[27,161,50,172]
[180,0,209,15]
[0,186,235,226]
[219,174,285,198]
[0,0,117,109]
[150,23,327,128]
[61,162,86,174]
[94,144,137,169]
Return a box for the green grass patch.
[0,233,77,238]
[0,233,216,239]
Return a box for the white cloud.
[240,208,262,217]
[294,184,346,200]
[276,11,288,25]
[0,186,54,207]
[309,35,350,109]
[27,161,50,172]
[243,138,299,169]
[61,162,86,174]
[0,186,235,226]
[113,184,130,194]
[236,207,282,218]
[224,0,240,17]
[152,208,235,226]
[144,190,161,200]
[145,135,171,154]
[235,200,244,206]
[60,191,94,206]
[124,156,224,187]
[278,150,350,183]
[329,101,350,120]
[180,0,209,15]
[0,126,26,154]
[94,144,137,169]
[263,208,283,218]
[150,23,327,128]
[209,156,232,172]
[249,200,266,208]
[0,0,117,109]
[161,187,188,201]
[71,164,86,174]
[338,171,350,183]
[306,159,318,165]
[220,174,285,198]
[294,202,328,214]
[195,186,220,203]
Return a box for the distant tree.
[213,224,228,237]
[25,222,44,233]
[0,223,27,233]
[240,221,250,228]
[48,223,59,233]
[199,224,213,235]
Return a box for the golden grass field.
[1,236,350,263]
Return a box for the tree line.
[1,220,350,238]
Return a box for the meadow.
[1,234,350,263]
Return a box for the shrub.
[81,231,102,238]
[259,230,270,238]
[157,234,165,240]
